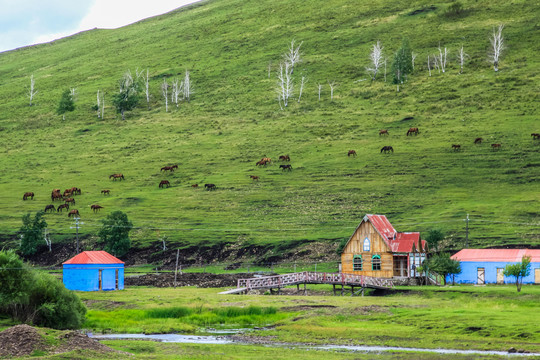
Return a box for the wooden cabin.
[341,214,426,278]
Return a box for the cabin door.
[115,270,119,290]
[535,269,540,284]
[477,268,485,285]
[98,270,103,290]
[496,268,504,284]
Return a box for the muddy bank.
[125,272,257,288]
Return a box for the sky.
[0,0,201,53]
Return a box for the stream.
[90,332,540,357]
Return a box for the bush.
[444,2,465,17]
[0,250,86,329]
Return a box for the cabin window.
[372,255,381,271]
[353,255,362,271]
[363,237,370,252]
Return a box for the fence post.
[315,263,317,273]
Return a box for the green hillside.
[0,0,538,258]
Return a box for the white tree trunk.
[28,74,38,106]
[437,44,448,73]
[318,83,322,101]
[276,62,293,108]
[283,39,303,74]
[489,24,504,72]
[298,76,307,103]
[161,78,169,112]
[328,80,336,100]
[183,70,191,102]
[366,40,383,81]
[97,90,102,118]
[412,52,417,71]
[458,45,468,74]
[427,55,432,77]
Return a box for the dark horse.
[474,137,483,144]
[68,209,80,218]
[161,165,178,172]
[532,133,540,140]
[101,189,110,195]
[380,146,394,153]
[379,129,389,136]
[23,192,34,200]
[279,155,290,161]
[159,180,170,188]
[250,175,260,181]
[347,150,357,157]
[407,127,419,136]
[91,204,104,213]
[57,204,69,212]
[280,164,293,171]
[491,143,501,150]
[109,173,125,181]
[51,191,63,201]
[64,197,76,205]
[205,183,216,190]
[452,144,461,151]
[44,205,55,213]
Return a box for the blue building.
[448,249,540,285]
[63,251,125,291]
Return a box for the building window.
[363,237,370,252]
[372,255,381,271]
[353,255,362,271]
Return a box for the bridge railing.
[237,272,393,290]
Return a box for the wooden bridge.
[221,272,393,296]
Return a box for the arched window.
[363,237,370,252]
[372,255,381,271]
[353,255,362,271]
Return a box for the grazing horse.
[380,146,394,153]
[68,209,80,218]
[347,150,357,157]
[491,143,501,150]
[191,184,199,188]
[57,204,69,212]
[250,175,260,181]
[205,183,216,190]
[379,129,389,136]
[452,144,461,151]
[280,164,293,171]
[44,205,55,213]
[91,204,104,213]
[101,189,110,195]
[51,190,63,201]
[109,173,125,181]
[407,127,419,136]
[23,192,34,200]
[64,197,76,206]
[63,189,73,197]
[279,155,290,161]
[256,158,270,166]
[159,180,170,188]
[71,187,81,195]
[161,165,178,172]
[474,137,483,144]
[532,133,540,140]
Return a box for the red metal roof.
[391,232,425,253]
[451,249,540,263]
[63,251,124,265]
[366,214,396,240]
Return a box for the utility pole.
[465,213,469,248]
[70,217,83,254]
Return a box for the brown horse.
[256,159,270,166]
[23,192,34,200]
[68,209,80,217]
[205,183,216,190]
[159,180,170,188]
[379,129,389,136]
[491,143,501,150]
[380,146,394,153]
[532,133,540,139]
[250,175,260,181]
[280,164,293,171]
[279,155,290,161]
[71,187,81,195]
[452,144,461,151]
[474,137,483,144]
[109,173,125,181]
[161,165,178,172]
[51,190,63,201]
[63,189,73,197]
[57,204,69,212]
[44,204,55,213]
[407,127,419,136]
[91,204,104,213]
[101,189,110,195]
[64,197,76,206]
[347,150,357,157]
[191,184,199,188]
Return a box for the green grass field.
[0,0,538,256]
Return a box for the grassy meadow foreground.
[0,0,538,257]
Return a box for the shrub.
[444,2,465,17]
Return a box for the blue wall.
[63,264,124,291]
[447,261,540,284]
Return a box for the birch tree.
[283,39,303,74]
[112,70,140,120]
[489,24,505,72]
[437,44,448,73]
[137,68,151,109]
[366,41,384,81]
[427,55,432,77]
[96,90,105,119]
[183,70,192,102]
[328,80,336,100]
[391,39,413,91]
[27,75,38,106]
[298,76,307,103]
[161,78,169,112]
[276,62,293,109]
[318,83,322,101]
[457,45,469,74]
[412,52,417,71]
[171,78,181,108]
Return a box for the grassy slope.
[0,0,538,253]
